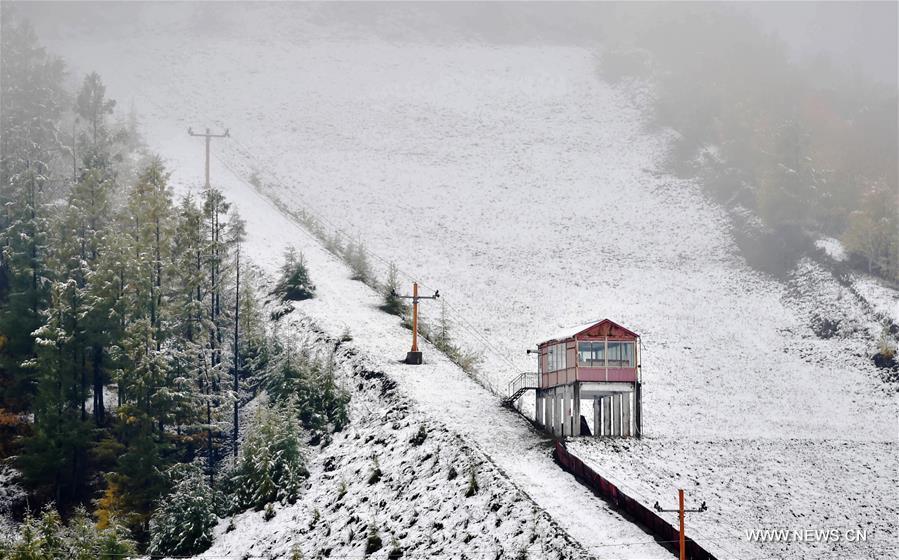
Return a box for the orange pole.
[411,282,419,352]
[679,489,686,560]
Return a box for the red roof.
[540,319,638,344]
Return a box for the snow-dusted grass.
[568,437,898,560]
[39,4,898,557]
[852,273,899,327]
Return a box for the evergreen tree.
[275,246,315,301]
[229,212,246,456]
[0,13,67,413]
[231,398,308,510]
[125,158,173,341]
[147,463,217,557]
[380,262,405,316]
[103,407,168,541]
[75,72,116,147]
[19,280,92,505]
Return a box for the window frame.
[606,341,635,368]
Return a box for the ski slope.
[38,4,897,558]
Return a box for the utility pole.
[394,282,439,364]
[654,489,707,560]
[187,127,230,188]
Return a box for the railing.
[505,372,539,404]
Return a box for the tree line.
[1,12,348,557]
[598,4,898,281]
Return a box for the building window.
[607,341,634,367]
[578,342,591,366]
[546,343,567,371]
[577,341,605,367]
[592,341,605,366]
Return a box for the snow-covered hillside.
[196,311,589,559]
[35,3,897,558]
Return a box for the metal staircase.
[503,372,538,406]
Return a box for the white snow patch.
[815,237,848,262]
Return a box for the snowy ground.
[134,116,668,559]
[568,437,897,559]
[195,312,589,560]
[35,4,898,558]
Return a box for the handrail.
[506,371,539,399]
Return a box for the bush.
[365,524,382,555]
[388,539,404,559]
[465,467,479,497]
[1,505,135,560]
[368,458,382,485]
[148,464,217,557]
[380,263,406,316]
[231,399,309,511]
[262,344,350,435]
[409,426,427,446]
[344,240,373,285]
[275,247,315,301]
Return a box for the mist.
[2,3,897,559]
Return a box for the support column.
[593,398,600,438]
[603,396,612,436]
[560,385,571,437]
[545,389,554,434]
[535,391,545,426]
[612,394,622,436]
[621,392,631,437]
[571,383,581,436]
[555,388,563,436]
[553,388,562,436]
[635,381,642,438]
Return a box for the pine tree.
[229,212,246,456]
[148,463,217,557]
[0,14,67,413]
[104,407,168,541]
[125,158,173,342]
[19,280,92,505]
[75,72,116,147]
[380,263,405,316]
[232,398,308,510]
[275,246,315,301]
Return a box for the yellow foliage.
[95,481,123,530]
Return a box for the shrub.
[148,463,217,557]
[262,345,350,435]
[344,240,373,285]
[388,539,404,559]
[231,398,309,511]
[275,247,315,301]
[365,523,382,555]
[465,467,479,497]
[368,458,382,485]
[409,426,427,447]
[2,505,135,560]
[380,263,406,316]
